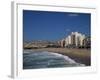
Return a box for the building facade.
[59,32,88,48]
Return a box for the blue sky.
[23,10,91,41]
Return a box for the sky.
[23,10,91,41]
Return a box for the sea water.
[23,50,85,69]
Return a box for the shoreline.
[24,48,91,66]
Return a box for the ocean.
[23,50,85,69]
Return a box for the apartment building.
[59,32,87,48]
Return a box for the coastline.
[24,48,91,66]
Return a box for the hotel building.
[59,32,87,48]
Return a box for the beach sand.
[25,48,91,66]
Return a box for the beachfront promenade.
[26,48,91,66]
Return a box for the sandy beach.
[24,48,91,66]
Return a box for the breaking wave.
[23,50,85,69]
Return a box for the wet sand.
[25,48,91,66]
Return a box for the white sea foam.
[41,51,85,66]
[23,50,85,68]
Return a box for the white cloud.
[66,29,70,32]
[68,13,79,17]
